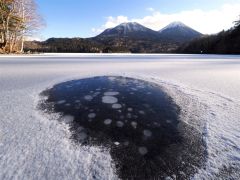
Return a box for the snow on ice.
[0,54,240,179]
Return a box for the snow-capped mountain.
[96,21,202,43]
[27,22,204,53]
[159,21,187,32]
[96,22,160,39]
[159,21,202,43]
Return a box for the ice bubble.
[104,119,112,125]
[65,103,71,106]
[138,147,148,155]
[127,113,132,118]
[93,92,101,96]
[114,142,120,146]
[61,115,74,124]
[139,110,145,115]
[84,95,93,101]
[57,100,66,105]
[131,121,138,129]
[166,120,172,124]
[154,122,161,127]
[88,113,96,119]
[102,96,118,104]
[104,92,119,96]
[127,108,133,112]
[143,130,152,137]
[75,100,80,103]
[143,104,150,108]
[137,85,144,89]
[112,104,122,109]
[116,121,124,128]
[124,141,129,146]
[133,115,138,119]
[165,176,173,180]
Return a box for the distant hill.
[178,24,240,54]
[25,38,103,53]
[24,21,203,53]
[158,22,202,43]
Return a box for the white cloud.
[26,36,44,41]
[146,7,155,12]
[92,3,240,35]
[92,16,129,34]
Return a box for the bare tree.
[234,15,240,28]
[0,0,43,53]
[17,0,43,52]
[0,0,16,51]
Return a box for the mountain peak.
[116,22,147,32]
[158,21,202,43]
[159,21,187,32]
[97,22,159,39]
[119,22,139,26]
[168,21,186,27]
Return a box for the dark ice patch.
[39,76,206,179]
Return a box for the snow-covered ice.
[0,54,240,179]
[61,115,74,124]
[57,100,66,104]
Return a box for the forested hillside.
[178,18,240,54]
[24,22,201,53]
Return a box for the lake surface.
[0,54,240,180]
[39,76,206,179]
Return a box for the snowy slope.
[0,54,240,179]
[159,21,202,42]
[159,21,190,32]
[97,22,160,39]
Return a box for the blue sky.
[36,0,240,39]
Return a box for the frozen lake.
[0,54,240,179]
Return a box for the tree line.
[0,0,42,53]
[177,16,240,54]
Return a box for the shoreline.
[1,53,240,58]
